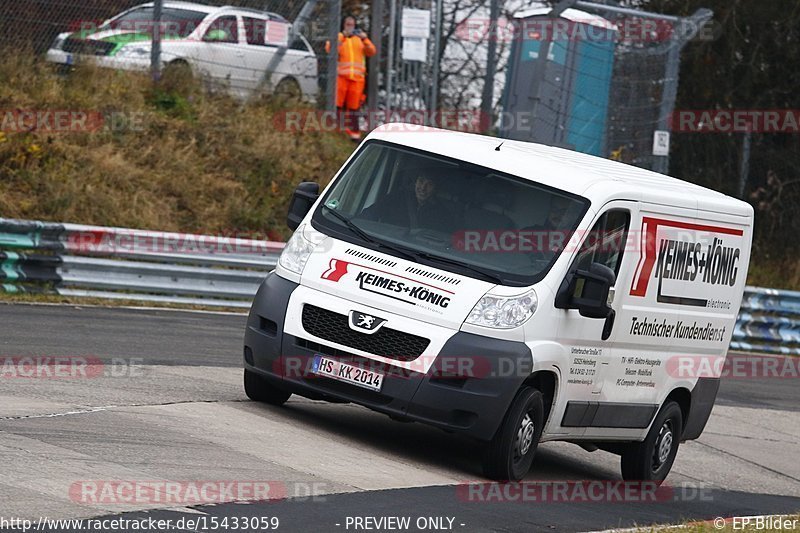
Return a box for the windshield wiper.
[382,242,504,285]
[414,251,504,285]
[321,206,417,261]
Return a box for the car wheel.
[161,60,194,91]
[482,387,544,481]
[620,401,682,484]
[244,369,292,406]
[272,77,302,106]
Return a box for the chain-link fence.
[1,0,341,108]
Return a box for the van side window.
[572,209,630,279]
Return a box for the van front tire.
[620,401,682,484]
[244,369,292,406]
[482,387,544,481]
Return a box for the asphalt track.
[1,303,799,532]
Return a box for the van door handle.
[601,309,615,341]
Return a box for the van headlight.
[466,289,538,329]
[278,225,315,275]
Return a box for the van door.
[554,201,647,438]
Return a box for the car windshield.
[312,141,590,286]
[102,7,208,38]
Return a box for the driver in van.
[362,172,457,232]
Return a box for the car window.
[204,16,239,43]
[290,36,309,52]
[572,209,631,279]
[243,17,268,46]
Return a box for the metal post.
[368,0,383,117]
[263,0,319,89]
[429,0,444,122]
[386,0,397,116]
[326,0,342,113]
[739,130,752,199]
[652,8,713,175]
[150,0,163,80]
[479,0,500,132]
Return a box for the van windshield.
[311,141,590,286]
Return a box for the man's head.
[547,196,571,227]
[415,175,437,205]
[342,16,356,35]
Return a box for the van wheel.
[620,401,682,484]
[244,369,291,406]
[482,387,544,481]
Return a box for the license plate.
[312,355,383,392]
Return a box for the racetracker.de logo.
[457,481,713,503]
[0,356,105,379]
[69,481,288,505]
[666,354,800,379]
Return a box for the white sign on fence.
[653,130,671,156]
[401,8,431,39]
[402,37,427,62]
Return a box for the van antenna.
[495,142,503,151]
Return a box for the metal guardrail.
[731,287,800,356]
[0,218,283,308]
[1,218,798,355]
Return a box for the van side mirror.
[287,182,319,230]
[555,263,616,319]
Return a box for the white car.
[46,1,318,102]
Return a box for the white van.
[243,125,753,482]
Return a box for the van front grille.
[301,304,429,361]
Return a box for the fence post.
[150,0,163,80]
[326,0,342,113]
[479,0,500,133]
[368,0,383,117]
[652,8,713,175]
[262,0,319,91]
[430,0,444,123]
[739,130,752,198]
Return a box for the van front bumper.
[244,272,532,441]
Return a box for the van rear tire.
[244,369,292,406]
[482,387,544,481]
[620,401,682,484]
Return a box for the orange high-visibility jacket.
[325,33,377,81]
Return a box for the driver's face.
[415,177,436,204]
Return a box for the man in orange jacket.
[326,15,376,140]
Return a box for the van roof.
[367,125,754,218]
